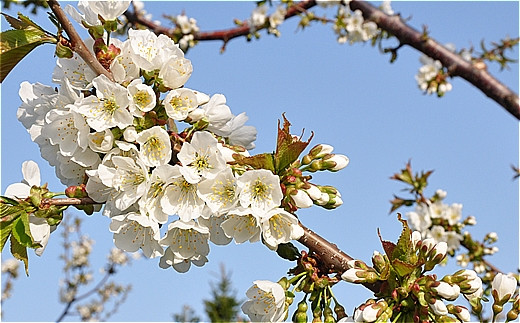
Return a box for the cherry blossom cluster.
[340,230,482,322]
[11,1,352,274]
[405,189,466,253]
[248,3,287,37]
[405,189,501,276]
[415,44,471,97]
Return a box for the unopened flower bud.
[305,184,322,200]
[292,189,313,208]
[447,305,470,322]
[421,238,436,254]
[433,281,460,301]
[123,126,138,142]
[492,273,517,305]
[341,267,379,284]
[453,269,482,294]
[464,215,477,225]
[411,231,422,250]
[309,144,334,159]
[371,250,387,273]
[435,189,447,200]
[322,154,350,171]
[430,299,448,316]
[65,184,88,198]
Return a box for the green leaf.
[1,202,25,225]
[1,195,20,206]
[0,26,56,82]
[10,234,29,276]
[391,258,416,277]
[275,242,301,261]
[0,218,15,252]
[274,114,313,174]
[231,152,276,172]
[2,13,46,32]
[11,213,41,249]
[392,214,415,263]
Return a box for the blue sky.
[1,1,518,321]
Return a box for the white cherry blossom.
[260,208,304,250]
[109,212,163,258]
[139,164,179,224]
[128,29,184,71]
[177,131,226,184]
[110,39,140,84]
[87,129,115,154]
[87,1,131,21]
[73,74,132,131]
[127,78,156,113]
[160,220,210,260]
[190,94,233,134]
[237,169,283,216]
[53,43,97,91]
[161,175,205,222]
[135,126,172,167]
[106,156,149,211]
[220,208,261,244]
[159,57,193,89]
[163,88,199,120]
[197,168,239,214]
[159,247,207,273]
[198,216,233,246]
[241,280,286,323]
[41,109,89,157]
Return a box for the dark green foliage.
[203,265,243,323]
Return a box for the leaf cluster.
[0,12,57,82]
[389,161,433,213]
[1,187,66,275]
[231,114,313,176]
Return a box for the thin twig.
[41,197,97,206]
[56,270,113,323]
[46,0,114,81]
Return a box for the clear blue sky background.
[1,1,518,322]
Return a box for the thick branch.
[125,0,519,119]
[46,0,114,81]
[40,196,381,293]
[349,0,520,120]
[298,222,382,294]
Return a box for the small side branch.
[46,0,114,81]
[41,197,97,206]
[124,0,318,44]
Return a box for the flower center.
[134,90,152,109]
[252,178,270,201]
[103,98,119,115]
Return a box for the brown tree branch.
[348,0,520,120]
[41,196,381,294]
[124,0,519,120]
[46,0,114,81]
[41,197,97,206]
[298,222,382,294]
